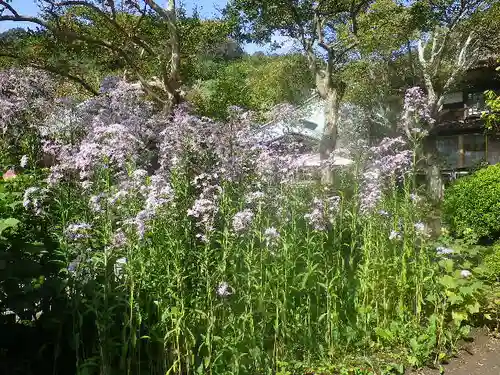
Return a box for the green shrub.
[483,243,500,282]
[443,164,500,243]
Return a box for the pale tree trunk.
[423,137,444,201]
[145,0,181,113]
[417,27,475,201]
[319,85,344,185]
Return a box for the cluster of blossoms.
[216,281,233,297]
[436,246,454,256]
[232,209,254,234]
[119,172,175,239]
[304,196,341,231]
[65,223,92,241]
[0,68,57,134]
[23,187,48,216]
[400,86,435,138]
[360,137,413,213]
[41,78,163,185]
[389,230,402,241]
[263,227,280,252]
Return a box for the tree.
[410,0,500,199]
[483,65,500,130]
[0,0,182,111]
[225,0,375,183]
[188,53,314,119]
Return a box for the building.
[432,59,500,171]
[248,95,355,176]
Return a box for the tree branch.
[54,0,156,56]
[0,51,99,95]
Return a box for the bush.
[443,164,500,243]
[483,243,500,282]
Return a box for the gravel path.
[414,328,500,375]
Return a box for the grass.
[29,159,485,375]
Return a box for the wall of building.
[435,133,500,169]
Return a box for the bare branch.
[436,32,475,111]
[106,0,117,20]
[0,1,20,17]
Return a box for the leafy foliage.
[443,164,500,243]
[189,53,314,118]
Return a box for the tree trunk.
[423,136,444,201]
[319,83,345,185]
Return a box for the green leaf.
[375,327,394,343]
[0,217,20,235]
[447,291,463,305]
[452,310,468,324]
[439,275,457,289]
[466,301,480,314]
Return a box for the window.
[487,135,500,165]
[466,92,487,115]
[436,136,459,167]
[299,119,318,130]
[463,134,486,166]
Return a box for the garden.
[1,1,500,375]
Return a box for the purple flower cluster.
[263,227,280,250]
[400,86,435,137]
[23,186,47,216]
[65,223,92,241]
[304,196,340,231]
[232,209,254,234]
[118,171,175,239]
[42,79,163,184]
[360,137,413,213]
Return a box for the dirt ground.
[412,328,500,375]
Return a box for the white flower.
[414,222,425,233]
[436,246,454,256]
[114,257,127,278]
[263,227,280,250]
[216,281,232,297]
[232,209,254,233]
[460,270,472,278]
[389,230,401,241]
[409,193,421,203]
[20,154,28,168]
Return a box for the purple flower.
[89,193,106,213]
[409,193,421,203]
[188,198,217,224]
[400,87,435,136]
[65,223,92,241]
[67,259,79,274]
[145,174,174,210]
[245,191,265,204]
[304,198,330,231]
